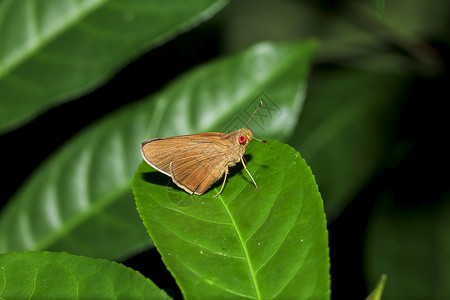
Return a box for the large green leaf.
[289,69,411,220]
[0,251,171,299]
[133,140,330,299]
[0,0,228,133]
[0,40,316,260]
[365,192,450,299]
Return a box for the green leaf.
[379,0,450,40]
[0,251,171,299]
[0,0,228,133]
[366,274,387,300]
[0,40,317,260]
[376,0,386,18]
[365,193,450,299]
[133,140,330,299]
[289,69,411,220]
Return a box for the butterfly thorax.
[223,128,252,165]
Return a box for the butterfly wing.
[170,147,229,195]
[141,133,232,195]
[141,137,191,176]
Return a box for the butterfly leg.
[212,166,229,198]
[241,157,258,190]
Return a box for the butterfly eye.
[238,135,247,145]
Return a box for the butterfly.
[141,102,266,197]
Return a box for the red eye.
[238,135,247,145]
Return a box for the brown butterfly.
[140,102,266,197]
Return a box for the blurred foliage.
[1,0,449,299]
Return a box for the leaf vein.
[217,194,261,299]
[154,217,245,260]
[173,254,256,299]
[254,218,301,274]
[244,164,289,245]
[0,266,6,295]
[254,167,300,273]
[157,202,232,226]
[254,193,292,272]
[224,153,264,208]
[29,266,38,300]
[269,243,314,299]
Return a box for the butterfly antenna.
[244,101,263,128]
[243,101,267,146]
[253,136,267,147]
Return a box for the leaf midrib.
[217,194,261,300]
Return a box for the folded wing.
[141,135,230,195]
[170,147,229,195]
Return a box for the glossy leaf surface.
[0,0,228,132]
[0,251,171,299]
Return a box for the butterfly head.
[236,128,252,146]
